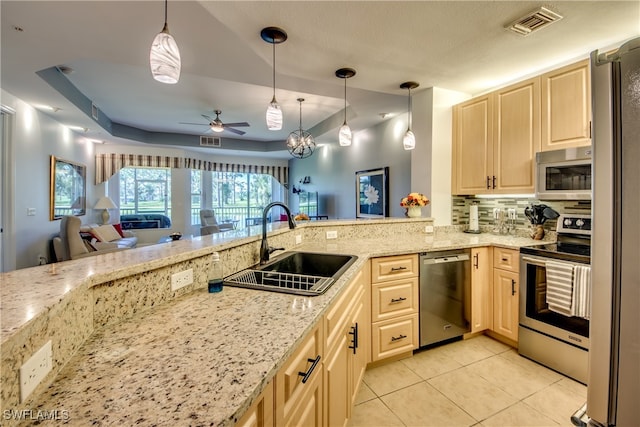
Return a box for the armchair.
[52,216,126,261]
[199,209,234,236]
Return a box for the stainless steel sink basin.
[223,252,358,296]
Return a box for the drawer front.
[371,254,418,283]
[277,323,323,422]
[493,248,519,273]
[371,277,418,322]
[371,314,419,361]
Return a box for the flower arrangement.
[400,192,430,207]
[294,213,310,221]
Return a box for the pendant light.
[400,81,419,150]
[261,27,287,131]
[149,0,181,84]
[287,98,316,159]
[335,68,356,146]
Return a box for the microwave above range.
[535,146,592,200]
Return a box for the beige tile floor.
[350,335,586,427]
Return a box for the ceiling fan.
[180,110,250,135]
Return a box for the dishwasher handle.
[422,254,470,265]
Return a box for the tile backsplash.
[452,196,591,231]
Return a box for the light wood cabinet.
[470,247,492,333]
[491,248,520,342]
[275,323,324,427]
[323,262,370,427]
[452,78,539,195]
[370,254,419,362]
[236,381,274,427]
[541,59,591,151]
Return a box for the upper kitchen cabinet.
[452,95,494,195]
[540,59,591,151]
[452,78,540,195]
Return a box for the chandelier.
[287,98,316,159]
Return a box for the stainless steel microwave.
[535,146,592,200]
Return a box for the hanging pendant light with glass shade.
[400,81,419,150]
[149,0,181,84]
[335,68,356,146]
[287,98,316,159]
[261,27,287,131]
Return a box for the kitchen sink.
[223,252,358,296]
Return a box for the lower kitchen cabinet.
[491,248,520,342]
[236,381,274,427]
[470,247,492,333]
[323,263,370,427]
[275,322,324,427]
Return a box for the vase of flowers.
[400,192,429,218]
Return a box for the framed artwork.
[50,156,86,220]
[355,167,389,218]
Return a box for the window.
[119,167,171,229]
[190,170,283,229]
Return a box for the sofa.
[52,217,138,262]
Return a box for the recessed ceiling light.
[35,104,61,112]
[66,125,89,132]
[56,65,74,75]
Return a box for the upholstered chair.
[199,209,233,235]
[53,216,125,261]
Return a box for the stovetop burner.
[520,213,591,264]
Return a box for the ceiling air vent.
[507,6,563,36]
[200,136,221,148]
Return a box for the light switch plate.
[27,208,36,216]
[20,340,52,402]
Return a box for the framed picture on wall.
[355,167,389,218]
[50,156,86,220]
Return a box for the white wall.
[2,89,97,269]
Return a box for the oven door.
[519,254,590,350]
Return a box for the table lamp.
[94,196,117,224]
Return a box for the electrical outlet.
[27,208,36,216]
[424,225,434,234]
[326,230,338,239]
[295,234,302,245]
[20,340,52,402]
[171,268,193,291]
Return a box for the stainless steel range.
[518,214,591,384]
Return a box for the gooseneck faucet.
[260,202,296,265]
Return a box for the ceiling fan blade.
[222,122,250,128]
[226,127,246,136]
[201,114,213,122]
[179,122,209,126]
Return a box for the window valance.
[95,153,288,186]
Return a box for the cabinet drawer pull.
[298,355,321,384]
[502,258,508,262]
[390,266,407,272]
[390,297,407,303]
[348,323,359,354]
[511,279,516,296]
[473,253,479,269]
[391,334,407,342]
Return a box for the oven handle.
[521,256,548,267]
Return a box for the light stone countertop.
[13,230,547,426]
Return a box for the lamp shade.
[94,196,117,210]
[266,100,283,130]
[339,123,352,146]
[150,23,181,84]
[403,130,416,150]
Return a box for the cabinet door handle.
[492,175,497,189]
[473,253,479,269]
[391,334,407,342]
[486,176,491,189]
[390,297,407,303]
[511,279,516,296]
[502,258,508,262]
[298,355,321,384]
[348,323,359,354]
[390,266,407,272]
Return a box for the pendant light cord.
[298,100,303,131]
[344,79,348,124]
[272,41,276,100]
[164,0,168,25]
[407,87,412,131]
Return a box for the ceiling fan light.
[210,123,224,133]
[266,100,283,131]
[150,23,181,84]
[403,129,416,150]
[339,123,352,146]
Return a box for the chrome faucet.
[260,202,296,265]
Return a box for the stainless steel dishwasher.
[419,249,471,347]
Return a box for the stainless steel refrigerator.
[588,37,640,426]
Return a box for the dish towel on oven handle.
[545,260,574,316]
[573,265,591,319]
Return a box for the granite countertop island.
[0,220,549,426]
